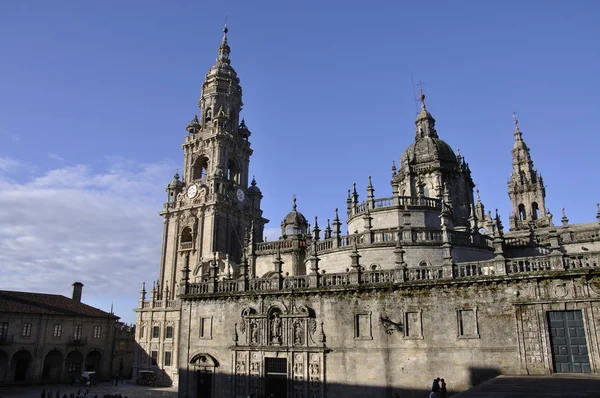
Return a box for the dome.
[401,136,457,165]
[168,171,183,189]
[284,209,308,226]
[248,176,261,194]
[281,197,308,238]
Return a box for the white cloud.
[0,156,176,322]
[48,153,66,162]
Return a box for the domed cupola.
[392,93,476,229]
[281,197,308,239]
[166,171,184,205]
[399,93,457,168]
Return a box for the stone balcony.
[179,252,600,298]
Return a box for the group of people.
[429,377,447,398]
[41,390,129,398]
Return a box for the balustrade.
[506,258,552,273]
[178,253,600,296]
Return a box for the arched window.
[531,202,540,220]
[227,159,240,184]
[192,156,209,184]
[518,204,527,221]
[180,227,192,243]
[204,108,212,123]
[419,261,429,267]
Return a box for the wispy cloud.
[0,156,176,320]
[48,153,66,162]
[0,127,20,143]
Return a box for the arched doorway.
[42,350,63,382]
[85,350,102,375]
[0,350,9,383]
[11,350,32,382]
[190,353,219,398]
[65,350,84,382]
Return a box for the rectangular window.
[151,350,158,366]
[199,317,212,339]
[0,322,8,338]
[458,308,479,338]
[67,362,81,372]
[140,326,145,339]
[22,322,32,337]
[164,351,172,367]
[53,324,62,337]
[93,326,101,339]
[166,326,173,339]
[74,325,82,340]
[404,311,424,339]
[152,326,160,339]
[118,341,126,351]
[354,313,372,340]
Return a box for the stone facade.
[134,28,600,397]
[0,283,118,385]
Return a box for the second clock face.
[187,184,198,199]
[236,188,245,203]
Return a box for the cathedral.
[133,28,600,398]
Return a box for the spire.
[217,25,231,63]
[415,92,437,139]
[507,113,548,231]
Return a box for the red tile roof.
[0,290,118,319]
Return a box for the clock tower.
[158,27,267,297]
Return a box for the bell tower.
[507,115,550,231]
[157,27,267,297]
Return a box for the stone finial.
[476,189,481,202]
[292,195,297,211]
[561,207,569,227]
[391,161,397,176]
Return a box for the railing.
[571,229,600,243]
[374,197,394,209]
[249,278,274,291]
[217,280,238,293]
[283,276,311,289]
[407,266,444,281]
[504,237,531,247]
[67,337,87,346]
[564,255,599,269]
[255,240,295,252]
[455,263,484,278]
[180,242,193,250]
[362,270,395,284]
[351,195,441,217]
[506,258,552,274]
[165,300,180,308]
[179,252,600,296]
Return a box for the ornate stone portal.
[232,298,327,398]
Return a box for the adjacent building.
[134,28,600,397]
[0,283,118,384]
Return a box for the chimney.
[72,282,84,302]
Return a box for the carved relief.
[519,308,544,370]
[239,300,321,349]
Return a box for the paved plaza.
[0,382,177,398]
[453,374,600,397]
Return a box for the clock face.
[187,184,198,199]
[236,188,245,203]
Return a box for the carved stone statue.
[271,313,282,343]
[250,321,258,344]
[294,320,302,345]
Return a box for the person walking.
[440,379,447,398]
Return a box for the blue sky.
[1,1,599,324]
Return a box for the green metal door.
[548,310,591,373]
